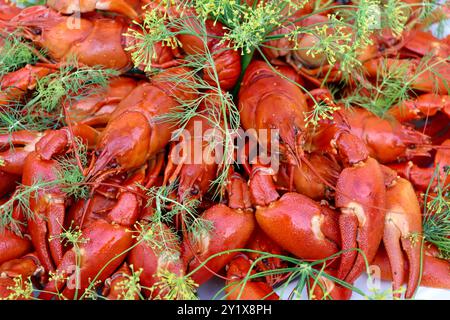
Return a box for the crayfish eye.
[190,187,199,196]
[110,162,119,169]
[94,150,101,157]
[31,27,42,36]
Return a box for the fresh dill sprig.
[150,269,199,300]
[218,1,301,55]
[0,276,35,300]
[138,16,241,198]
[109,265,145,300]
[136,181,211,251]
[340,58,411,117]
[382,0,410,37]
[204,248,370,300]
[0,179,55,232]
[304,98,341,128]
[0,60,118,134]
[422,166,450,259]
[155,52,241,198]
[341,53,450,116]
[125,0,303,71]
[133,220,181,259]
[285,0,410,76]
[0,139,89,231]
[0,108,39,134]
[55,137,89,200]
[0,33,39,78]
[194,0,240,21]
[50,222,88,248]
[26,61,118,113]
[49,221,89,300]
[124,10,181,72]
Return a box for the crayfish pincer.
[38,173,142,300]
[312,113,388,289]
[250,162,341,261]
[182,172,255,285]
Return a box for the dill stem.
[232,47,255,97]
[61,102,84,174]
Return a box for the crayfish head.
[10,6,62,40]
[256,93,306,163]
[89,112,151,179]
[176,163,216,202]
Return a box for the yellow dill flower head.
[151,269,199,300]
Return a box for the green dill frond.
[55,137,89,200]
[341,52,450,117]
[291,14,357,73]
[126,13,240,198]
[50,221,88,248]
[150,269,199,300]
[124,10,181,72]
[137,182,211,247]
[194,0,240,21]
[422,166,450,259]
[209,248,368,300]
[2,61,118,134]
[0,33,39,77]
[0,179,55,232]
[27,61,118,113]
[110,265,145,300]
[340,58,411,117]
[82,285,104,300]
[133,220,181,258]
[220,1,286,54]
[304,96,341,128]
[365,286,406,300]
[382,0,410,38]
[0,108,33,134]
[0,141,88,232]
[152,42,240,198]
[211,0,307,55]
[415,0,445,25]
[0,276,35,300]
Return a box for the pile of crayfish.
[0,0,449,300]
